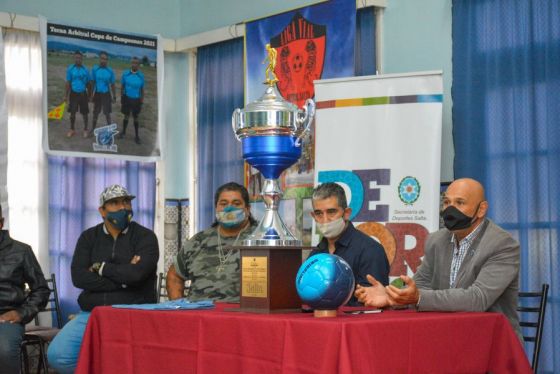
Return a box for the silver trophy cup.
[232,83,315,246]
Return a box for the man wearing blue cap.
[48,184,159,373]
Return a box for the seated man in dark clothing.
[0,203,50,374]
[309,182,390,305]
[48,184,159,374]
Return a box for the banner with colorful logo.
[314,72,443,277]
[40,18,164,160]
[244,0,356,199]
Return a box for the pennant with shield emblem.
[270,13,326,108]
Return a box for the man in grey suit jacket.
[355,178,521,338]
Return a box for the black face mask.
[441,204,480,231]
[106,209,133,231]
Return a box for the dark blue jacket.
[310,222,390,305]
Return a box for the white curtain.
[3,28,49,271]
[0,31,8,222]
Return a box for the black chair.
[20,273,63,374]
[517,283,549,372]
[157,272,190,302]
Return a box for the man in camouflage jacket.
[166,182,257,302]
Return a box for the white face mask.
[316,217,346,239]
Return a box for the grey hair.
[312,182,348,209]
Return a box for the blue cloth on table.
[112,298,214,310]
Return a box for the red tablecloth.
[75,303,531,374]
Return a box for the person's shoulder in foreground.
[0,203,49,374]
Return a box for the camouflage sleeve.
[174,231,203,280]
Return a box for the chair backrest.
[517,283,549,372]
[33,273,63,329]
[157,272,190,303]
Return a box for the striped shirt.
[449,222,484,287]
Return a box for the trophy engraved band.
[232,44,316,246]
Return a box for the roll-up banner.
[314,71,443,277]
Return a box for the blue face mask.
[216,206,246,228]
[106,209,133,231]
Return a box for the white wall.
[382,0,453,181]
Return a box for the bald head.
[442,178,488,238]
[447,178,486,203]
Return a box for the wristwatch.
[91,262,102,274]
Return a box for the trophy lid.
[232,44,314,139]
[237,84,298,130]
[244,84,298,113]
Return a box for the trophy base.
[314,310,338,318]
[235,245,303,313]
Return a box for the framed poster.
[41,19,164,160]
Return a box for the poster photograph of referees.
[40,19,164,160]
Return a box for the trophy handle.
[295,99,315,147]
[232,108,242,141]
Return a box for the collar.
[449,218,486,247]
[0,229,13,250]
[317,221,355,250]
[103,223,130,235]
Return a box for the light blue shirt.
[121,70,144,99]
[91,65,115,94]
[66,64,90,93]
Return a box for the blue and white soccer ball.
[295,253,355,310]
